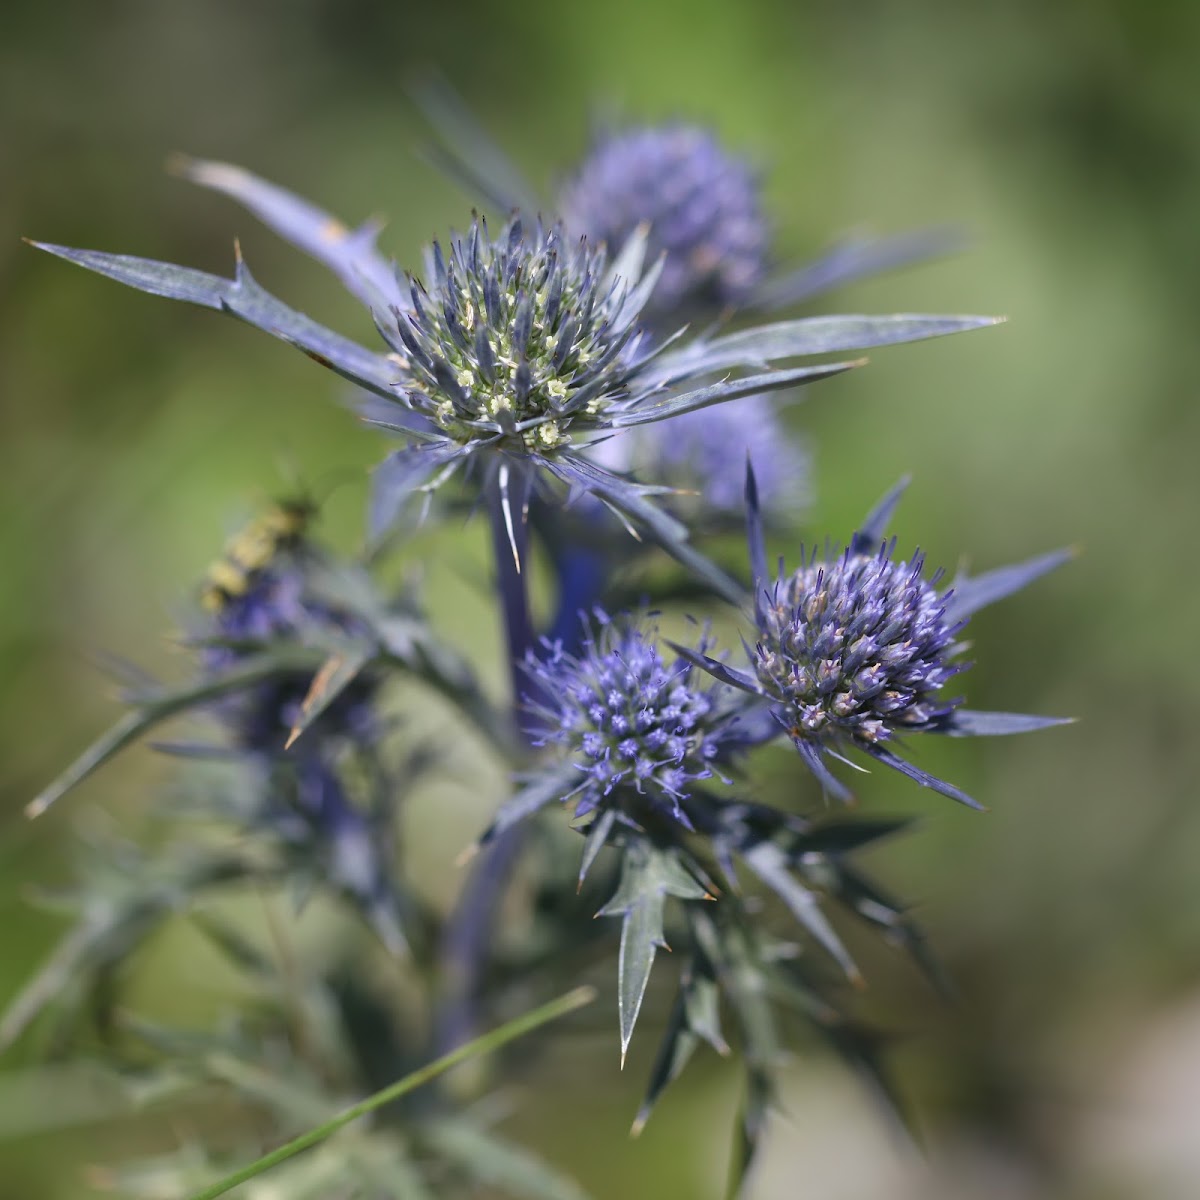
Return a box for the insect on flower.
[199,495,317,613]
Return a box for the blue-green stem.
[435,463,535,1054]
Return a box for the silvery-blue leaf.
[27,651,320,818]
[667,642,762,695]
[741,840,860,983]
[939,709,1074,737]
[547,455,745,605]
[367,443,462,544]
[945,547,1075,623]
[752,226,965,310]
[410,75,541,215]
[648,313,1001,382]
[850,475,912,555]
[174,156,402,310]
[610,361,861,427]
[473,762,585,850]
[30,242,402,399]
[596,842,710,1063]
[862,743,985,810]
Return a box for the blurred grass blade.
[422,1119,590,1200]
[27,651,319,817]
[185,985,595,1200]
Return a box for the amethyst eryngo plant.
[19,107,1073,1200]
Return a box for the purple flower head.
[676,470,1074,809]
[755,542,965,750]
[559,125,768,320]
[190,509,406,949]
[524,613,734,827]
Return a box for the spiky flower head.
[677,470,1073,809]
[191,510,409,949]
[524,614,732,827]
[389,216,647,456]
[756,542,965,761]
[559,125,767,320]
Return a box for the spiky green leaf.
[597,840,711,1061]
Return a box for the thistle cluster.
[20,97,1071,1199]
[201,552,373,750]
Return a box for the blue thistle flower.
[558,125,768,320]
[675,470,1074,808]
[31,163,994,593]
[753,543,967,789]
[385,216,650,459]
[187,515,410,947]
[523,613,735,829]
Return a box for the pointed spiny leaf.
[752,226,965,310]
[610,361,863,427]
[422,1119,590,1200]
[285,647,372,750]
[649,313,1002,384]
[469,762,585,856]
[29,242,402,399]
[174,156,402,310]
[410,74,542,215]
[28,650,321,817]
[940,709,1075,737]
[597,842,711,1062]
[667,642,762,695]
[727,1065,774,1200]
[850,475,911,556]
[945,546,1075,623]
[740,841,860,983]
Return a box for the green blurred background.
[3,1,1199,1196]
